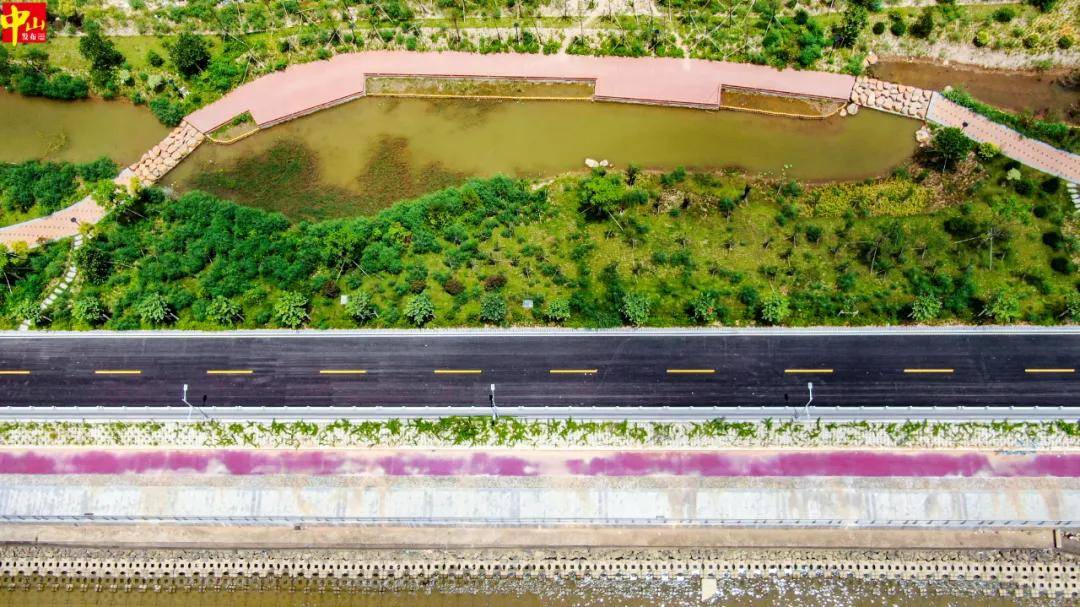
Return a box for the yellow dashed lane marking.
[1025,368,1074,374]
[903,368,954,374]
[433,369,482,375]
[784,369,833,374]
[206,369,254,375]
[666,369,715,374]
[0,370,31,375]
[549,369,598,375]
[94,370,142,375]
[319,369,367,375]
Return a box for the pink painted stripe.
[185,51,856,132]
[0,449,1077,478]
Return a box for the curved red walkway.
[1,448,1077,477]
[185,51,857,132]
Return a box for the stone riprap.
[128,122,205,185]
[850,77,932,120]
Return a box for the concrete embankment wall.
[1,547,1077,598]
[1,474,1076,528]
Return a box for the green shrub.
[544,298,571,323]
[479,293,507,324]
[404,293,435,326]
[621,292,652,326]
[345,291,378,323]
[760,292,790,324]
[273,291,309,328]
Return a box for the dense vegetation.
[0,158,117,226]
[942,88,1080,153]
[3,145,1076,329]
[0,46,89,100]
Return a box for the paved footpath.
[927,94,1080,183]
[0,196,103,249]
[185,51,856,131]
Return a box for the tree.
[982,289,1021,324]
[479,293,507,324]
[78,23,124,86]
[13,299,43,326]
[1064,292,1080,321]
[207,296,243,326]
[931,127,973,169]
[169,33,211,78]
[149,98,185,127]
[832,5,868,48]
[137,293,172,325]
[273,291,309,328]
[72,296,105,325]
[74,245,111,284]
[543,298,571,323]
[1025,0,1058,11]
[760,292,791,325]
[909,8,935,39]
[688,291,719,324]
[578,172,631,222]
[910,294,942,322]
[621,292,652,326]
[404,293,435,326]
[345,291,378,323]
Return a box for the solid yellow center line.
[784,368,833,374]
[433,369,483,375]
[319,369,367,375]
[206,369,254,375]
[550,369,598,375]
[904,368,954,374]
[667,369,715,374]
[1025,368,1074,374]
[0,370,31,375]
[94,370,142,375]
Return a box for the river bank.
[870,58,1078,123]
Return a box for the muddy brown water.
[164,96,919,219]
[0,91,169,166]
[870,58,1077,123]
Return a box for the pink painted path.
[927,94,1080,183]
[185,51,857,132]
[0,449,1077,477]
[0,196,103,248]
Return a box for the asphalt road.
[0,331,1078,407]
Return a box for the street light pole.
[489,383,498,421]
[182,383,209,420]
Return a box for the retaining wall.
[1,550,1077,598]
